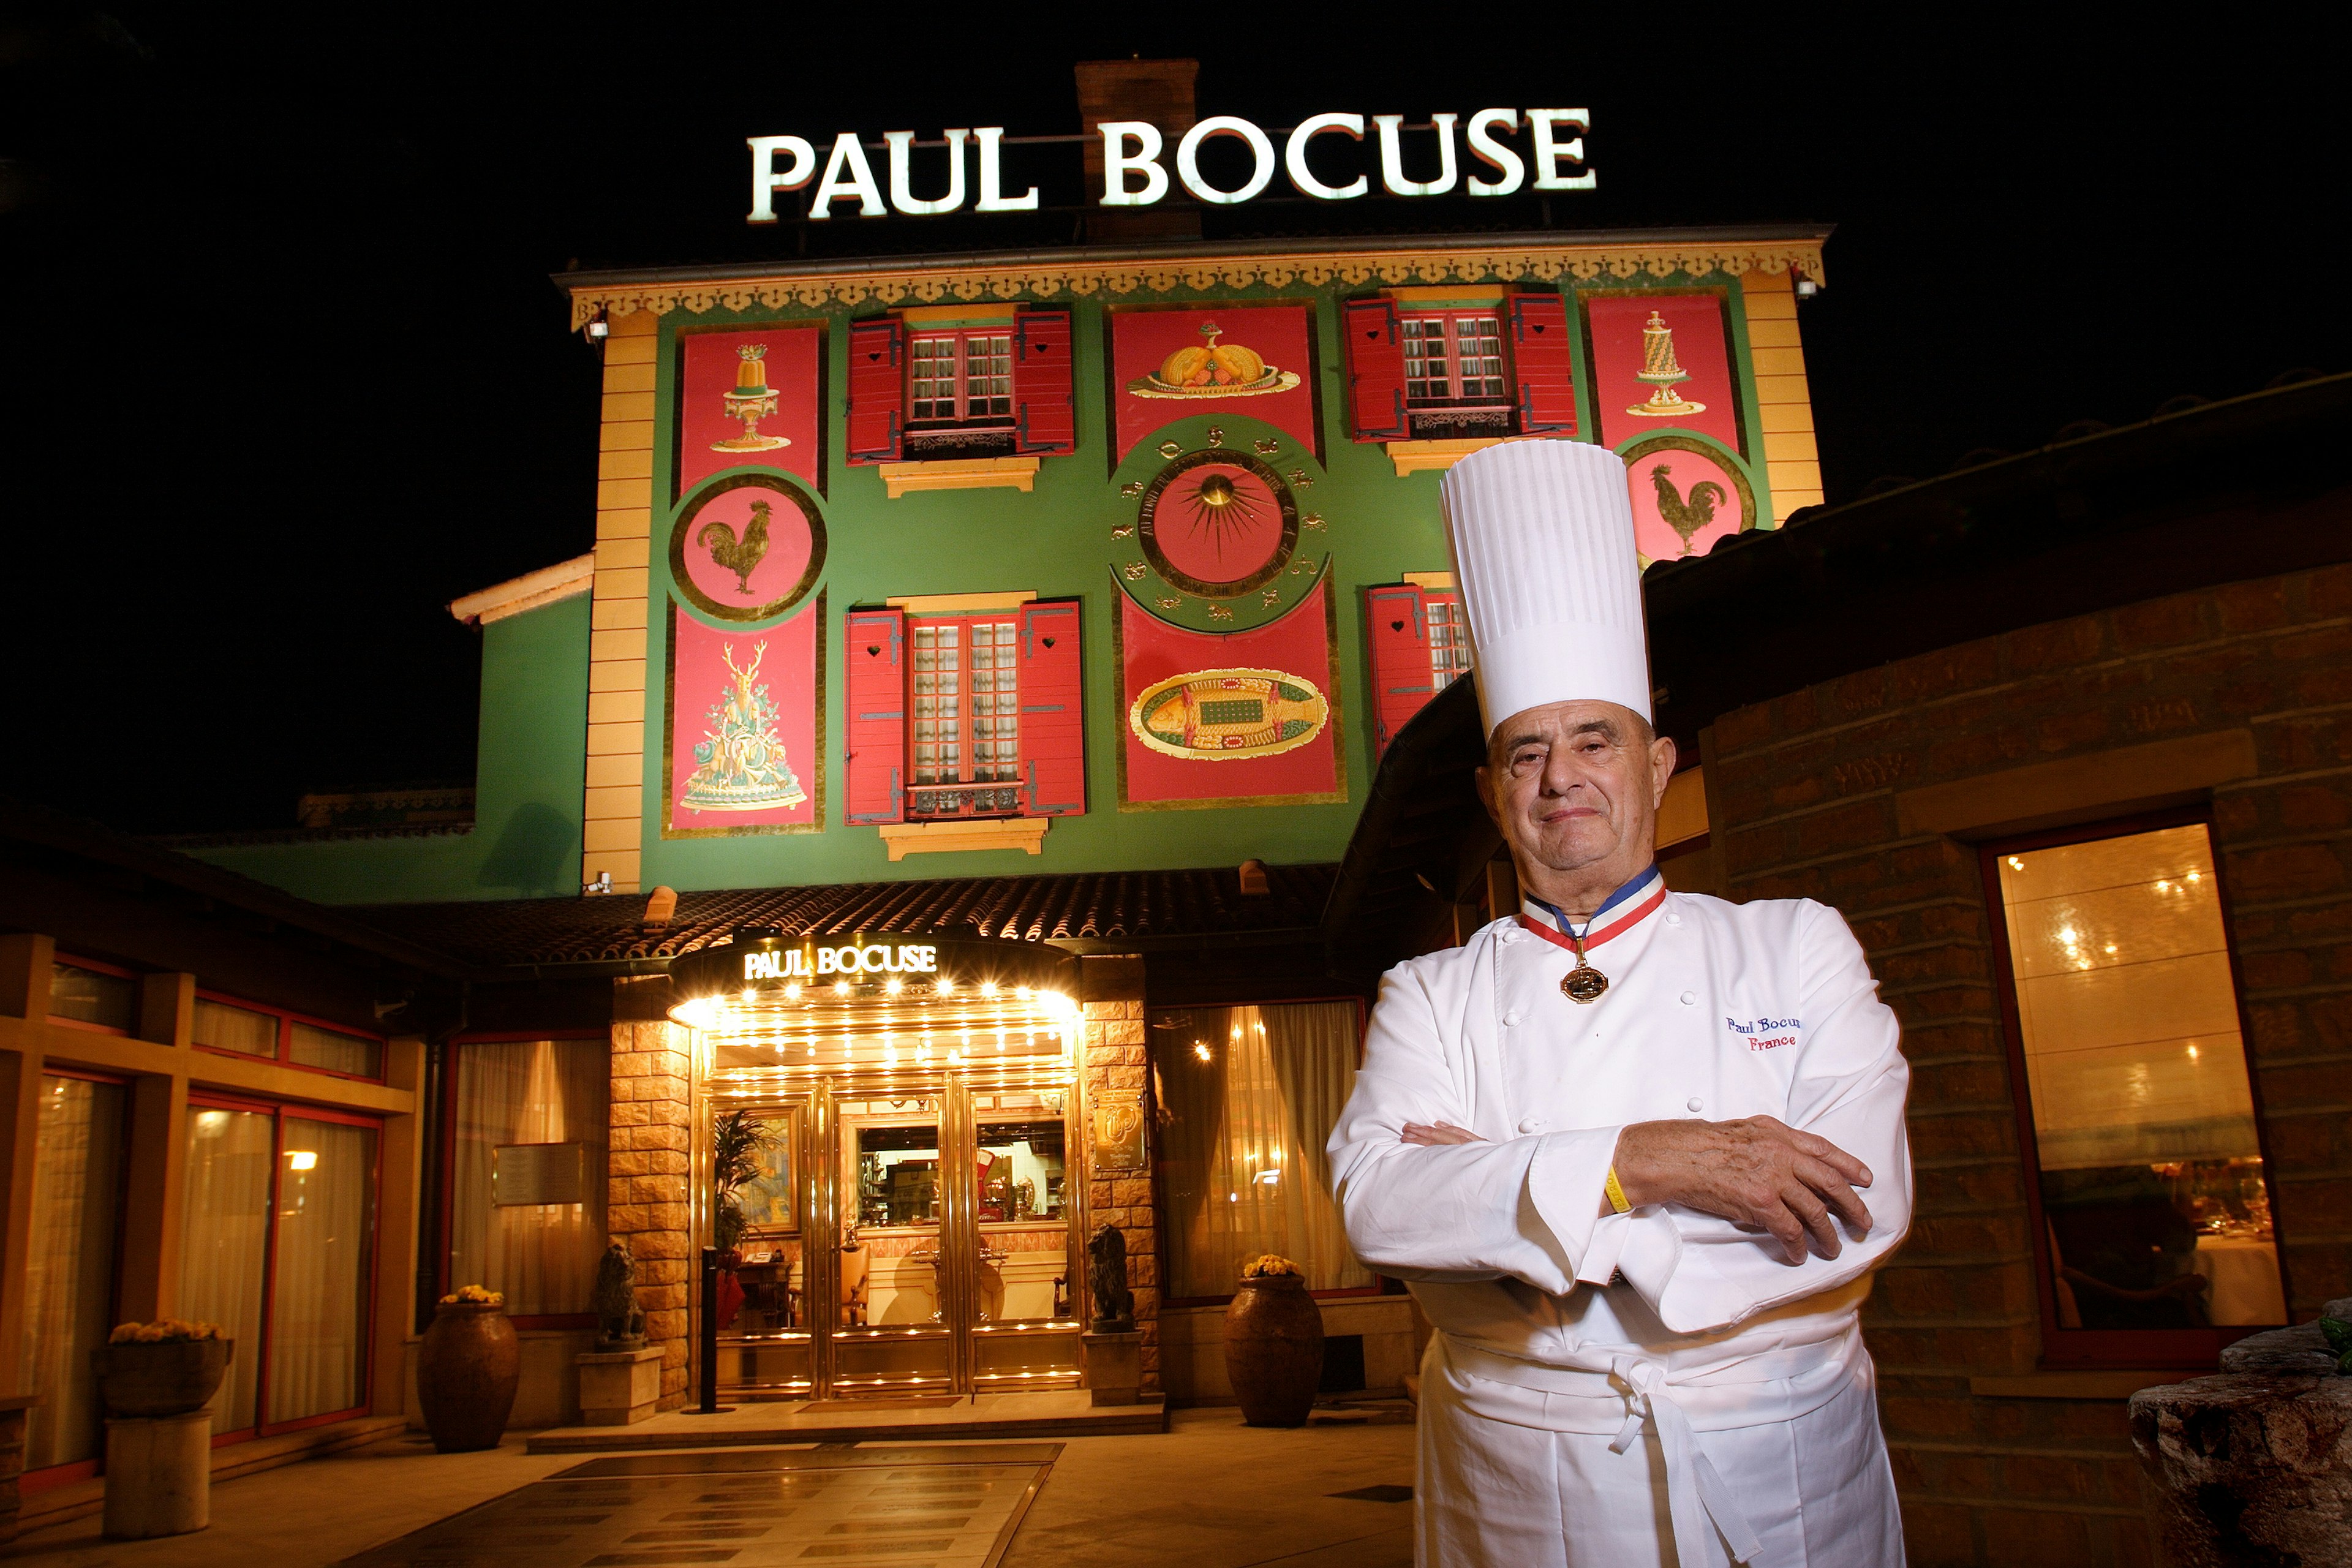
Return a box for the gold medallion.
[1559,930,1609,1004]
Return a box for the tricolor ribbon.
[1518,863,1665,955]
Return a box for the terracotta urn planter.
[1224,1271,1324,1427]
[94,1338,232,1418]
[417,1300,520,1453]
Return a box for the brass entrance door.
[717,1075,1082,1401]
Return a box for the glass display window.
[910,615,1023,820]
[1986,816,2286,1366]
[1155,1000,1374,1300]
[1401,311,1507,406]
[17,1072,126,1480]
[444,1036,611,1322]
[908,330,1013,425]
[179,1094,382,1438]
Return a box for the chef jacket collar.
[1520,863,1665,951]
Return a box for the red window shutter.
[1508,293,1577,435]
[1343,298,1408,442]
[846,317,905,464]
[1011,308,1076,456]
[845,607,907,824]
[1365,586,1433,756]
[1017,598,1085,816]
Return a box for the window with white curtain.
[268,1117,377,1424]
[179,1101,381,1434]
[18,1076,124,1471]
[448,1039,610,1315]
[1156,1001,1371,1297]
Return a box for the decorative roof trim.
[448,554,595,627]
[560,230,1830,330]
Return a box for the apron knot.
[1608,1355,1766,1566]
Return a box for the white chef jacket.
[1329,884,1913,1566]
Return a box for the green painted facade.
[195,254,1793,907]
[196,592,590,903]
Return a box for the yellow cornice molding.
[565,240,1829,330]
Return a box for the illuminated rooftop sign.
[747,110,1592,222]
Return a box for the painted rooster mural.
[699,500,772,595]
[1649,463,1730,556]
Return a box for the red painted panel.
[1108,304,1319,464]
[1588,293,1743,454]
[1120,581,1342,806]
[845,318,905,464]
[1343,298,1408,442]
[1018,599,1085,816]
[1508,293,1577,435]
[676,325,824,498]
[1365,586,1431,757]
[1012,309,1076,455]
[844,607,907,824]
[668,599,820,831]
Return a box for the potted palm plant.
[712,1109,780,1329]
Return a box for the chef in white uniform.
[1329,440,1912,1567]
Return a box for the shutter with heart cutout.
[1365,585,1433,756]
[1508,292,1577,435]
[845,606,907,824]
[846,317,905,464]
[1343,297,1408,442]
[1017,598,1084,816]
[1011,308,1076,456]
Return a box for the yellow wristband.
[1604,1166,1632,1215]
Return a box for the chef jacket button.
[1504,1008,1526,1027]
[1518,1117,1545,1134]
[1679,990,1696,1005]
[1686,1097,1703,1114]
[1666,912,1682,926]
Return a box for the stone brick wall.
[1080,955,1159,1391]
[1706,561,2352,1566]
[607,1018,692,1408]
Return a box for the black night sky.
[3,10,2342,835]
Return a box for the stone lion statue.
[593,1240,647,1351]
[1088,1224,1134,1332]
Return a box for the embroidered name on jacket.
[1728,1016,1800,1051]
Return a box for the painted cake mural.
[1585,293,1743,454]
[676,325,824,497]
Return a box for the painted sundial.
[1107,412,1330,635]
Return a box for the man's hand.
[1401,1121,1485,1147]
[1614,1116,1874,1264]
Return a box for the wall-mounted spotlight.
[1792,266,1820,301]
[584,306,611,349]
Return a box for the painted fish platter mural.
[1128,668,1330,761]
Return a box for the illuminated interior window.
[909,331,1012,423]
[910,617,1020,818]
[1401,312,1506,405]
[1994,822,2285,1331]
[1425,596,1471,686]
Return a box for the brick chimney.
[1074,58,1201,244]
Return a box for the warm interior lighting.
[286,1150,318,1171]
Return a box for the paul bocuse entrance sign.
[747,109,1593,221]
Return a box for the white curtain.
[450,1040,609,1313]
[19,1077,124,1470]
[266,1118,376,1424]
[179,1106,273,1433]
[1160,1002,1370,1296]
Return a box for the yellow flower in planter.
[440,1284,508,1306]
[1242,1254,1301,1278]
[108,1319,222,1344]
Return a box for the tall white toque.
[1439,439,1651,736]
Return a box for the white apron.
[1329,886,1914,1567]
